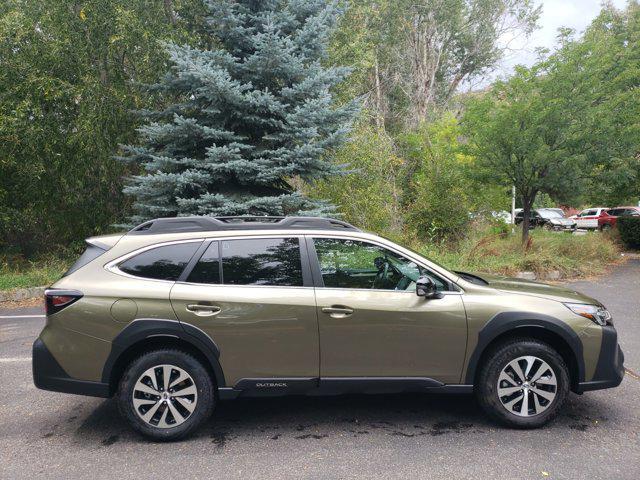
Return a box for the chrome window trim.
[174,282,314,290]
[104,238,204,283]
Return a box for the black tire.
[117,349,215,441]
[476,339,569,429]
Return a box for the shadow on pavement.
[64,390,618,447]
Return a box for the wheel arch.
[465,312,585,392]
[102,319,226,395]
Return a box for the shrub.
[618,216,640,249]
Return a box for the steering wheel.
[373,256,403,289]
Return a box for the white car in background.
[570,207,608,229]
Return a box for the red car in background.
[598,206,640,230]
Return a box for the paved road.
[1,261,639,480]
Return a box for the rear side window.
[63,244,106,277]
[187,237,303,286]
[222,238,302,286]
[119,242,200,281]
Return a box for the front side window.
[313,238,448,291]
[119,242,201,281]
[187,237,303,286]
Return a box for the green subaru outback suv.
[33,216,624,440]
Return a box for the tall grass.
[0,254,73,291]
[415,227,621,278]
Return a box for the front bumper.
[550,222,577,231]
[32,338,110,398]
[576,326,625,393]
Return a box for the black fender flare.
[101,319,226,390]
[464,312,585,385]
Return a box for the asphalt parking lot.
[1,260,639,480]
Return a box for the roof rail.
[128,216,360,235]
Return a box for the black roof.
[128,216,360,235]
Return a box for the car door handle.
[321,306,354,318]
[186,304,221,316]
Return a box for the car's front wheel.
[476,339,569,428]
[117,349,215,441]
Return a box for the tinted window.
[221,238,303,286]
[187,241,220,284]
[119,242,200,281]
[313,238,448,291]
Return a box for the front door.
[310,237,467,384]
[170,236,319,388]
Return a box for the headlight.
[564,303,612,326]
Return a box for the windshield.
[538,210,563,219]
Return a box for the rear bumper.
[32,338,110,398]
[576,326,625,393]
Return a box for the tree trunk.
[373,51,384,130]
[520,193,537,245]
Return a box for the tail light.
[45,289,83,315]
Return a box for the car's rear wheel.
[601,224,612,231]
[117,349,215,441]
[476,339,569,428]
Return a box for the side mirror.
[416,276,443,299]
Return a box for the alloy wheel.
[496,356,557,417]
[132,364,198,428]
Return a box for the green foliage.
[398,117,472,241]
[306,125,404,237]
[618,217,640,249]
[462,64,582,242]
[545,3,640,206]
[120,0,358,223]
[308,114,507,243]
[0,0,202,256]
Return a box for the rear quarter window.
[118,242,201,281]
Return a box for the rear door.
[170,236,319,388]
[577,209,598,229]
[308,236,467,384]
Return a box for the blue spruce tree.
[120,0,356,223]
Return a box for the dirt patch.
[0,297,44,309]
